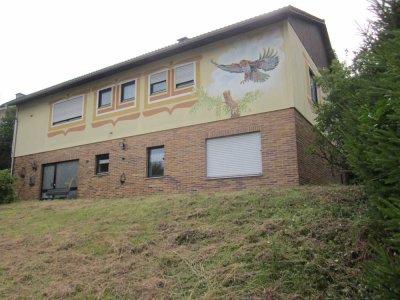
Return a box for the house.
[0,104,7,120]
[7,6,339,200]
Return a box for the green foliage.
[365,244,400,299]
[237,90,262,113]
[0,106,16,170]
[0,169,16,204]
[314,1,400,297]
[312,60,355,171]
[190,87,260,118]
[190,88,228,117]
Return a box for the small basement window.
[150,71,167,95]
[309,69,318,104]
[121,80,136,102]
[98,88,112,108]
[147,146,164,177]
[96,154,109,174]
[175,63,194,88]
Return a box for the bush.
[314,1,400,297]
[0,169,16,204]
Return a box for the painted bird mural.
[211,48,279,84]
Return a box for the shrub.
[0,169,16,204]
[314,1,400,297]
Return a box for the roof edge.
[7,6,333,106]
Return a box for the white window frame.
[95,153,109,175]
[174,62,195,89]
[119,78,137,104]
[51,95,84,127]
[97,86,113,108]
[148,69,168,96]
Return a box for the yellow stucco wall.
[15,21,320,157]
[285,23,322,123]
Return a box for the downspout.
[10,106,18,176]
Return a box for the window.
[175,63,194,88]
[121,80,136,102]
[150,71,167,95]
[52,95,83,125]
[98,88,112,108]
[309,69,318,104]
[41,160,79,199]
[96,154,109,174]
[147,146,164,177]
[207,132,262,178]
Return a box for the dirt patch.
[306,185,366,204]
[42,282,82,299]
[175,229,218,245]
[157,223,177,233]
[186,208,209,219]
[114,242,150,256]
[307,218,351,241]
[258,219,284,234]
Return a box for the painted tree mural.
[190,88,261,118]
[191,47,279,118]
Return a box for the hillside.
[0,186,370,299]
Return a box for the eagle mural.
[211,48,279,84]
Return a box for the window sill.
[94,172,109,177]
[98,104,111,109]
[51,117,83,127]
[145,176,164,180]
[120,98,135,104]
[206,174,263,180]
[150,90,167,96]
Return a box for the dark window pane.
[96,154,109,174]
[98,162,109,173]
[55,160,79,188]
[309,69,318,104]
[176,80,194,89]
[121,81,136,102]
[41,160,79,199]
[42,165,55,190]
[148,147,164,177]
[99,88,112,107]
[150,81,167,95]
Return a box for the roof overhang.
[7,5,333,106]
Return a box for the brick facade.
[295,110,340,184]
[14,108,339,200]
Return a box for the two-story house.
[8,6,338,200]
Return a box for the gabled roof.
[7,5,333,106]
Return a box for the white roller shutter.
[150,71,167,84]
[175,63,194,87]
[52,96,83,125]
[207,132,262,178]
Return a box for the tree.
[0,106,16,170]
[314,0,400,297]
[312,60,356,176]
[0,169,16,204]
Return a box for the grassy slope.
[0,186,369,299]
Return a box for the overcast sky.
[0,0,374,105]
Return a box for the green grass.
[0,186,371,299]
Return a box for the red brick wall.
[294,109,340,184]
[13,108,338,200]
